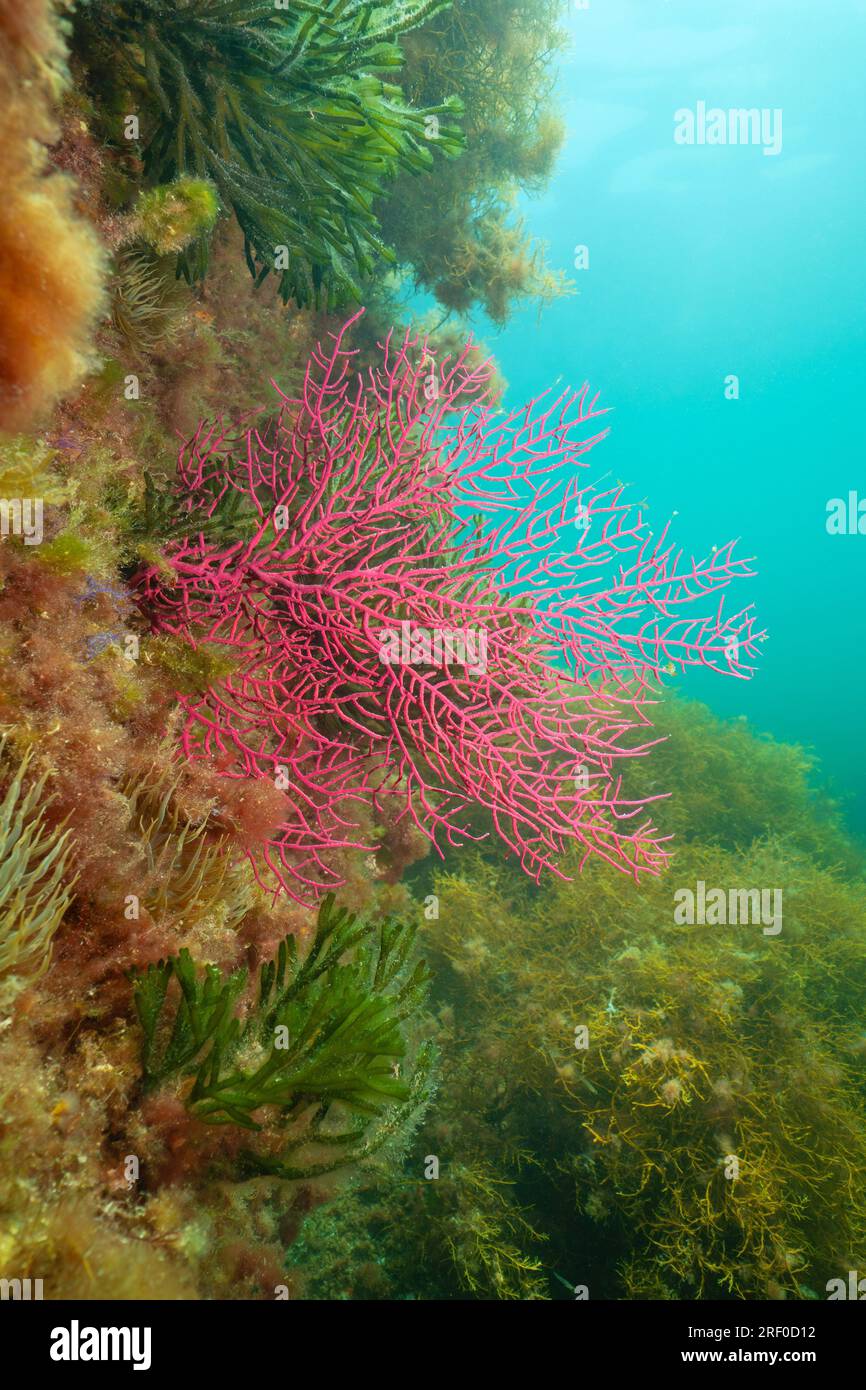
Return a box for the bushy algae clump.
[0,0,106,431]
[380,0,573,321]
[133,178,220,258]
[285,700,866,1300]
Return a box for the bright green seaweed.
[133,892,435,1180]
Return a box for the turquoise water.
[482,0,866,831]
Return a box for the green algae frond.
[133,892,435,1180]
[78,0,463,306]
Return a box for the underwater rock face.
[72,0,463,307]
[0,0,863,1336]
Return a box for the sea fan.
[135,313,764,902]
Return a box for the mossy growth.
[0,0,107,432]
[145,634,237,698]
[132,893,435,1181]
[134,178,219,256]
[0,436,70,505]
[34,532,97,576]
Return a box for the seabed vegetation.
[0,0,862,1302]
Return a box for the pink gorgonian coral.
[135,312,764,902]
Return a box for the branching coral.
[135,314,763,901]
[76,0,462,306]
[133,893,434,1181]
